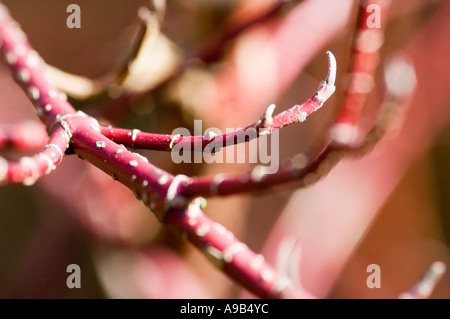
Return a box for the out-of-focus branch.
[330,0,392,147]
[0,125,69,186]
[0,121,47,150]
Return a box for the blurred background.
[0,0,449,298]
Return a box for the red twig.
[330,0,392,147]
[0,125,69,185]
[165,200,315,298]
[100,51,336,152]
[0,0,433,300]
[0,121,47,150]
[0,2,326,298]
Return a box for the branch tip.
[325,51,337,86]
[316,51,337,103]
[266,103,276,117]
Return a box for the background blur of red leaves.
[0,0,449,299]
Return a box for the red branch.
[0,121,47,150]
[0,2,333,299]
[100,51,336,152]
[330,0,392,147]
[0,124,69,185]
[1,0,437,300]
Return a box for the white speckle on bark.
[261,268,274,282]
[59,120,72,139]
[249,254,265,270]
[134,152,148,163]
[129,160,138,167]
[48,89,58,99]
[131,129,140,142]
[223,243,247,263]
[211,173,225,195]
[291,153,308,170]
[272,275,290,295]
[27,86,40,101]
[204,131,217,142]
[96,141,106,149]
[20,156,39,186]
[250,165,268,182]
[90,118,101,133]
[297,111,308,123]
[26,50,40,68]
[17,68,30,83]
[195,224,210,237]
[157,174,169,185]
[13,44,26,56]
[5,51,17,64]
[187,205,201,219]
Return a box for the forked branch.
[0,2,329,299]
